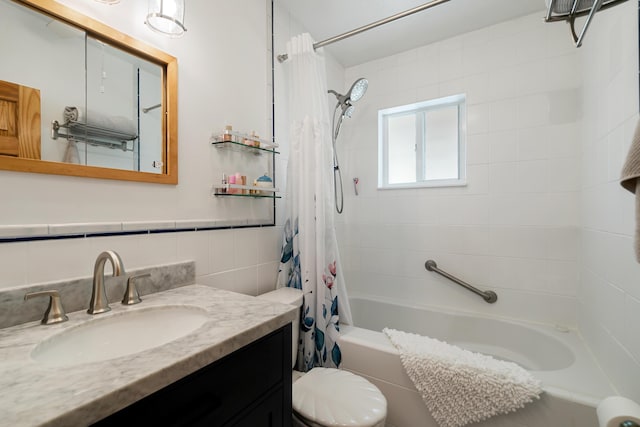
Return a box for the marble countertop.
[0,285,297,427]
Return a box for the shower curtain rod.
[276,0,451,63]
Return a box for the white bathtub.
[338,296,615,427]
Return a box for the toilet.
[258,288,387,427]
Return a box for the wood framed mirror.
[0,0,178,184]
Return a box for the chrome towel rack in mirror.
[51,120,137,152]
[425,260,498,304]
[544,0,630,47]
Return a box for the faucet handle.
[24,290,69,325]
[122,273,150,305]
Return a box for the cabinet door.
[225,388,284,427]
[93,324,291,427]
[0,80,40,159]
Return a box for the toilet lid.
[293,368,387,427]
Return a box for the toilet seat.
[292,368,387,427]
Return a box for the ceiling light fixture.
[145,0,187,38]
[94,0,120,4]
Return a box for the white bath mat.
[383,328,542,427]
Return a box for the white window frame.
[378,94,467,189]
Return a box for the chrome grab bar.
[425,260,498,304]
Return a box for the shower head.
[329,78,368,215]
[328,77,368,118]
[341,103,355,118]
[347,78,368,103]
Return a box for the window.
[378,94,466,189]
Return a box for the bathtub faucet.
[425,260,498,304]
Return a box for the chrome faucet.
[88,250,125,314]
[24,290,69,325]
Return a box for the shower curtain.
[277,33,353,372]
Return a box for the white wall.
[579,0,640,402]
[0,0,283,297]
[337,11,583,327]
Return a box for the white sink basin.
[31,305,209,366]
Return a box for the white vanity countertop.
[0,285,297,427]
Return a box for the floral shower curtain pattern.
[277,33,353,372]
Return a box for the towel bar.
[544,0,630,47]
[425,260,498,303]
[51,120,136,152]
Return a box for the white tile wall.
[338,10,583,328]
[0,242,28,288]
[579,0,640,402]
[0,227,283,297]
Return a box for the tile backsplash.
[0,227,283,317]
[0,261,195,329]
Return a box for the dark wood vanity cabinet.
[94,324,292,427]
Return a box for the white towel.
[63,106,82,123]
[62,139,80,164]
[620,118,640,263]
[383,328,542,427]
[63,106,137,137]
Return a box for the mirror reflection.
[0,0,177,183]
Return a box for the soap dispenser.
[256,173,273,195]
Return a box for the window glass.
[424,106,459,181]
[388,113,416,184]
[378,94,466,189]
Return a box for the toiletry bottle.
[228,174,236,194]
[256,173,273,195]
[221,173,228,193]
[235,172,242,194]
[243,131,253,146]
[223,125,233,142]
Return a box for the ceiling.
[276,0,546,67]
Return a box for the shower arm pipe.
[425,260,498,304]
[277,0,451,63]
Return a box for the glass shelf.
[213,183,279,199]
[211,139,279,155]
[213,192,281,199]
[219,130,278,148]
[210,131,280,154]
[210,129,279,203]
